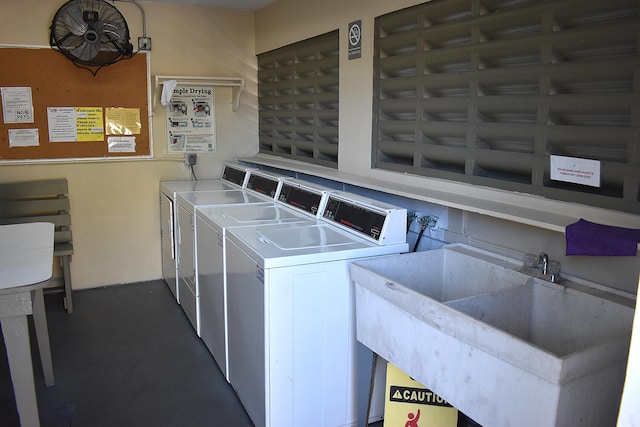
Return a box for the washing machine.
[225,192,408,427]
[176,169,290,332]
[160,162,254,300]
[196,179,332,381]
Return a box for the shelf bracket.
[153,75,244,112]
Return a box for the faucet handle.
[521,253,562,283]
[548,260,561,275]
[539,253,549,274]
[523,253,538,268]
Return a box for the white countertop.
[0,222,54,291]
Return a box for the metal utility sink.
[351,244,635,427]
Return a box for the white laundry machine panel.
[176,169,292,332]
[321,190,408,246]
[225,212,408,427]
[160,162,253,300]
[176,168,288,330]
[196,205,314,381]
[176,189,274,332]
[195,178,331,380]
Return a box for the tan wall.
[0,0,259,289]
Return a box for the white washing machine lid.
[226,222,408,268]
[196,203,310,229]
[258,224,364,250]
[177,190,271,211]
[160,180,238,197]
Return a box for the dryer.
[196,179,331,381]
[225,192,408,427]
[176,169,290,332]
[160,162,253,300]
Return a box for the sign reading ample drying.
[164,84,216,154]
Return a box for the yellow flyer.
[105,107,141,135]
[76,107,104,142]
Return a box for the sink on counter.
[351,244,635,427]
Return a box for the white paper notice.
[47,107,77,142]
[1,87,34,123]
[550,155,601,187]
[8,128,39,147]
[166,85,215,153]
[107,136,136,153]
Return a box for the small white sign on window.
[550,155,601,187]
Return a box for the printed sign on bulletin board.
[1,87,34,123]
[46,107,105,142]
[166,85,216,154]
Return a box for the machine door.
[160,194,175,259]
[176,202,195,281]
[160,194,178,299]
[197,218,229,380]
[226,239,266,427]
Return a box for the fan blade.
[95,21,122,43]
[53,32,85,49]
[62,1,89,36]
[69,39,99,62]
[98,6,128,40]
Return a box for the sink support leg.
[357,342,378,427]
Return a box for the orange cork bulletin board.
[0,47,150,161]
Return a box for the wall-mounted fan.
[50,0,134,74]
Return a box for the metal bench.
[0,179,74,313]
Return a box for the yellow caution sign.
[384,363,458,427]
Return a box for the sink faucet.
[539,252,549,275]
[521,252,561,283]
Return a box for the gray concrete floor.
[1,280,254,427]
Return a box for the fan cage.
[50,0,133,69]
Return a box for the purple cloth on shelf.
[565,218,640,256]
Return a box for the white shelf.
[153,75,244,111]
[239,154,640,239]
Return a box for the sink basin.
[350,243,531,304]
[351,244,635,427]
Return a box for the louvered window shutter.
[258,30,340,168]
[373,0,640,214]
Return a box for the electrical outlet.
[138,37,152,51]
[185,154,197,167]
[408,211,421,232]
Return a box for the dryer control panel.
[278,181,329,218]
[322,193,407,245]
[323,197,385,241]
[221,164,250,187]
[246,171,285,199]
